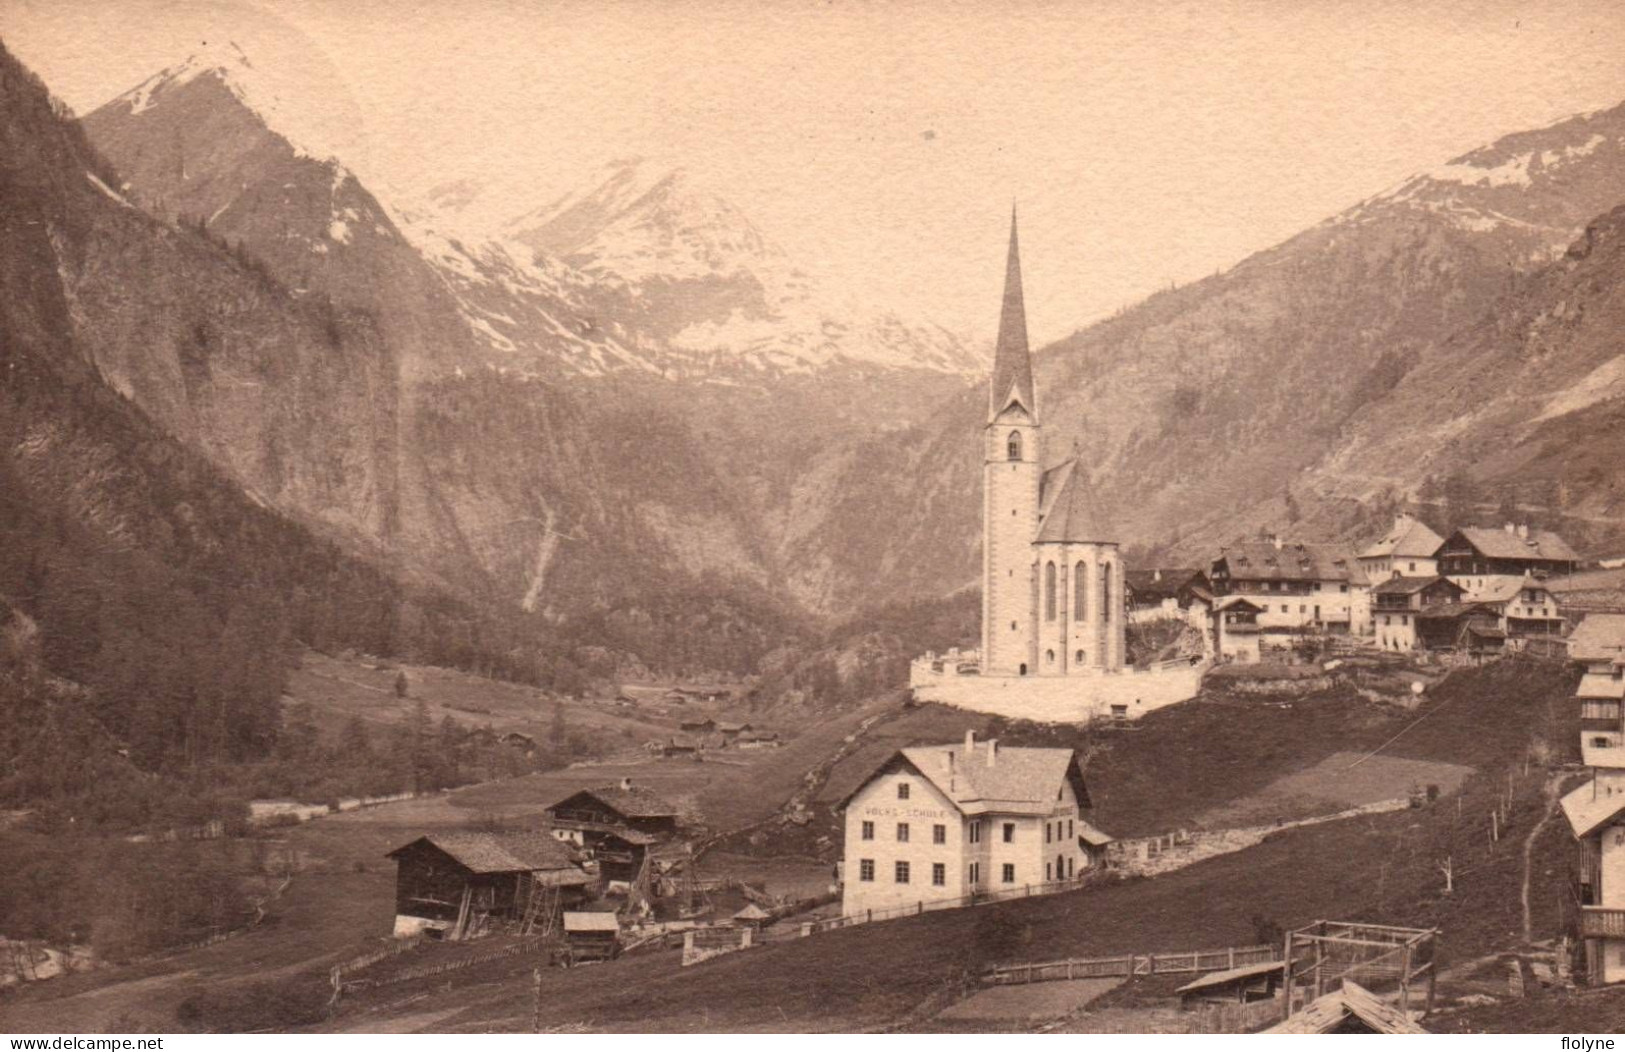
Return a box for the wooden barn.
[545,779,681,841]
[386,832,593,940]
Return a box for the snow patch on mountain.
[107,40,350,166]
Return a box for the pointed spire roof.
[988,207,1037,423]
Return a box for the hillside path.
[1521,774,1564,943]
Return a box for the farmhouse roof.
[1569,615,1625,663]
[1371,574,1460,597]
[1076,819,1113,847]
[731,903,772,922]
[1578,674,1625,700]
[1583,743,1625,770]
[562,911,621,933]
[1449,526,1579,563]
[552,784,679,818]
[1263,980,1427,1034]
[716,721,750,733]
[387,832,584,876]
[838,737,1093,818]
[1359,515,1446,561]
[1213,595,1264,612]
[1473,574,1551,604]
[1214,542,1367,585]
[1124,569,1204,602]
[1034,459,1114,544]
[1561,778,1625,838]
[1176,959,1284,995]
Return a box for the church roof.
[1035,459,1114,544]
[988,209,1036,423]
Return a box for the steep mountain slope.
[791,101,1625,609]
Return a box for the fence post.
[1229,946,1236,969]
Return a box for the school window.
[895,861,910,884]
[859,859,874,882]
[1280,604,1288,614]
[932,863,946,886]
[1003,822,1015,843]
[933,824,946,845]
[896,822,910,843]
[1045,823,1052,844]
[969,862,980,884]
[1067,856,1075,877]
[1046,862,1052,881]
[969,820,981,843]
[861,820,874,841]
[1002,863,1015,884]
[897,782,910,800]
[1068,819,1074,839]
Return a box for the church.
[980,212,1125,678]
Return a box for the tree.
[549,703,566,746]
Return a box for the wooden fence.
[332,936,544,999]
[984,943,1278,985]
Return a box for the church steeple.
[988,207,1036,423]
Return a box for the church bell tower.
[982,210,1042,676]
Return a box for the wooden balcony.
[1583,700,1622,723]
[1581,907,1625,938]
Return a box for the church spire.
[988,206,1036,422]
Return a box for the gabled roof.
[731,903,772,921]
[1570,615,1625,663]
[1372,574,1462,597]
[1214,595,1265,612]
[1359,516,1445,560]
[1076,819,1113,847]
[988,209,1036,423]
[1473,574,1552,604]
[387,832,584,875]
[1263,981,1427,1034]
[1446,526,1579,563]
[839,740,1093,818]
[1577,674,1625,700]
[1124,569,1205,602]
[550,784,679,818]
[562,911,621,933]
[1213,542,1367,585]
[1034,459,1115,544]
[1561,777,1625,838]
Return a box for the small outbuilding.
[1177,960,1286,1007]
[1262,980,1427,1034]
[386,832,593,940]
[560,911,621,964]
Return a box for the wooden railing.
[1581,907,1625,938]
[985,944,1277,985]
[1582,700,1622,722]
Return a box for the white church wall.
[908,661,1205,723]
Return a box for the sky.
[5,0,1625,340]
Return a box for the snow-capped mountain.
[449,157,986,380]
[1336,102,1625,262]
[86,43,638,379]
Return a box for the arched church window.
[1101,563,1113,622]
[1045,649,1055,664]
[1007,431,1022,461]
[1074,561,1088,621]
[1044,562,1057,621]
[1075,649,1086,664]
[1019,663,1028,676]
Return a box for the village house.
[678,717,717,734]
[385,832,593,939]
[1561,615,1625,984]
[735,728,781,749]
[1548,567,1625,618]
[1209,539,1371,637]
[1472,574,1566,642]
[1211,596,1264,664]
[1124,568,1214,627]
[1572,614,1625,748]
[1371,576,1467,651]
[835,731,1105,919]
[1436,524,1580,598]
[545,779,681,845]
[1357,512,1446,585]
[715,720,751,742]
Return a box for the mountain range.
[8,33,1625,695]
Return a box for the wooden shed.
[386,832,593,940]
[1263,980,1428,1034]
[560,911,621,964]
[1177,960,1286,1007]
